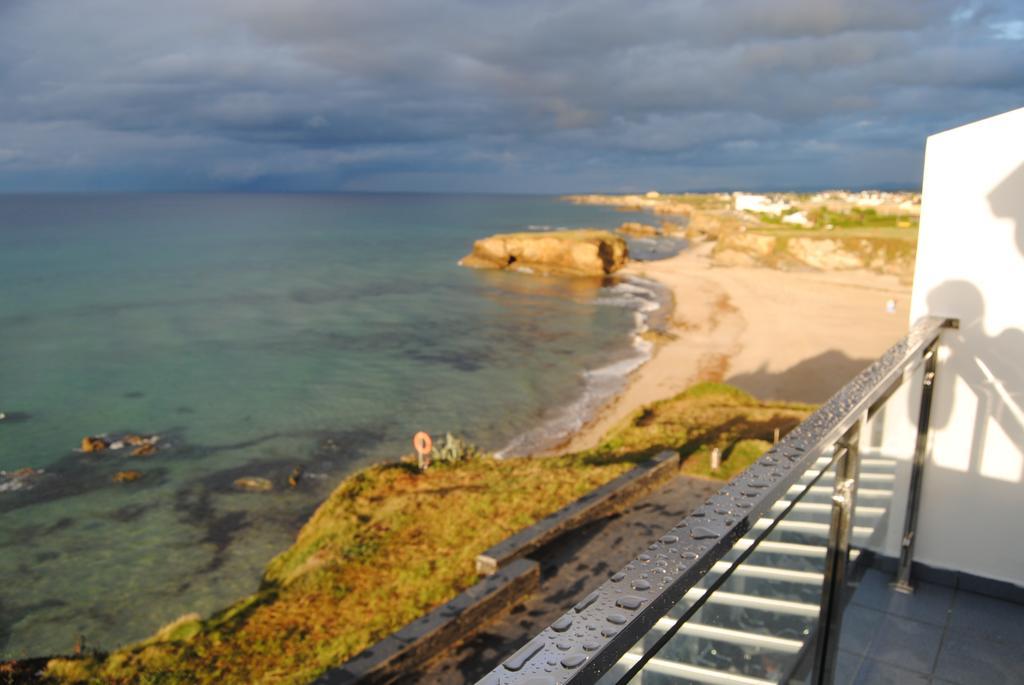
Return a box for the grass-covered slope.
[44,383,813,685]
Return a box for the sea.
[0,193,685,657]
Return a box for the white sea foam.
[593,279,662,313]
[0,479,25,493]
[495,276,668,458]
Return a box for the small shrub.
[429,433,482,465]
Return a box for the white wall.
[900,107,1024,586]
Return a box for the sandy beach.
[562,242,913,453]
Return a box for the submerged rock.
[131,443,157,457]
[125,434,159,447]
[617,221,660,237]
[0,467,44,493]
[113,470,143,483]
[459,229,628,276]
[81,436,109,453]
[288,466,304,488]
[234,476,274,492]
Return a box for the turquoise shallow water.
[0,193,678,657]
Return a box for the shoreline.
[546,240,912,456]
[494,272,671,458]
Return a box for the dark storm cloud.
[0,0,1021,191]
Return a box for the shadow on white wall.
[921,161,1024,485]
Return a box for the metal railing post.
[891,339,940,594]
[810,420,861,685]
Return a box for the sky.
[0,0,1022,193]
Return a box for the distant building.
[852,193,884,207]
[734,193,791,215]
[781,210,812,227]
[645,190,661,199]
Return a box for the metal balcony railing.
[476,316,956,685]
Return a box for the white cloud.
[991,20,1024,40]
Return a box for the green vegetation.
[601,382,812,480]
[429,432,481,465]
[751,208,918,239]
[808,207,918,230]
[665,193,732,210]
[44,382,812,685]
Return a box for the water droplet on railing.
[632,580,651,591]
[582,641,601,651]
[681,551,699,560]
[638,553,652,562]
[660,534,679,544]
[601,627,619,637]
[561,654,587,669]
[691,526,719,539]
[610,571,626,583]
[615,596,645,610]
[574,592,599,613]
[606,613,627,625]
[552,616,573,632]
[503,638,545,671]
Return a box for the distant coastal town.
[458,189,919,283]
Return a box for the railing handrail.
[476,316,953,685]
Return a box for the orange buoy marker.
[413,432,433,471]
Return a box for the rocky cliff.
[459,230,628,276]
[712,230,916,281]
[617,221,661,237]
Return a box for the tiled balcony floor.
[836,569,1024,684]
